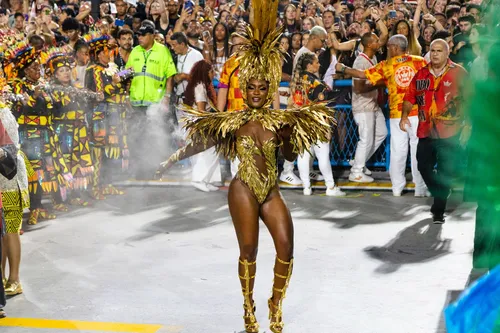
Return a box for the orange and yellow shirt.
[365,54,427,118]
[217,55,244,112]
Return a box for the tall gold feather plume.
[235,0,282,108]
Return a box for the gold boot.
[5,281,23,296]
[268,257,293,333]
[239,258,259,333]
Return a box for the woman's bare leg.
[1,241,6,282]
[4,234,21,283]
[260,187,294,332]
[228,178,261,332]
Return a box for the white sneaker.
[348,160,372,175]
[348,173,374,183]
[279,172,302,185]
[206,183,219,192]
[415,189,431,197]
[191,181,211,192]
[393,191,402,197]
[303,187,312,196]
[309,171,324,181]
[326,186,346,197]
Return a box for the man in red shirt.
[401,39,468,224]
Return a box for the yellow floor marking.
[0,318,165,333]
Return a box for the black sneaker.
[433,214,445,224]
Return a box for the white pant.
[191,146,221,183]
[389,116,426,194]
[283,159,295,174]
[351,110,388,174]
[297,141,335,189]
[230,157,240,178]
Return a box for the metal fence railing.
[214,79,391,171]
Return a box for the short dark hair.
[74,39,89,54]
[28,34,44,45]
[63,7,76,17]
[118,28,134,39]
[466,3,482,12]
[62,17,79,32]
[431,29,451,42]
[361,32,374,48]
[170,32,189,45]
[14,12,24,20]
[445,6,460,19]
[458,14,476,25]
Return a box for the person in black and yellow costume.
[0,73,30,297]
[46,48,102,206]
[84,32,129,200]
[5,42,73,225]
[156,1,337,331]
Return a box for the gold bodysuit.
[176,104,336,204]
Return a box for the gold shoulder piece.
[178,104,248,160]
[277,103,337,155]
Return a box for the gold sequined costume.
[177,103,335,203]
[161,1,335,332]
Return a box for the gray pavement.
[1,186,476,333]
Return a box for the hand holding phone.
[389,10,397,19]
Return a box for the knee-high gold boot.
[268,257,293,333]
[239,258,259,333]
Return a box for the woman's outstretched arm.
[156,138,216,178]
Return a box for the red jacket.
[404,60,467,139]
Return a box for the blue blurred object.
[445,265,500,333]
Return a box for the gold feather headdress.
[234,0,283,108]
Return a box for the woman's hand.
[155,159,174,179]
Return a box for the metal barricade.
[213,79,391,171]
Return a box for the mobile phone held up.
[389,10,397,19]
[184,0,194,12]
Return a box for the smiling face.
[423,26,435,43]
[246,79,269,109]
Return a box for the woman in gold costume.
[157,1,336,332]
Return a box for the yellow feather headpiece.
[234,0,283,108]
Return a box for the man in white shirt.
[349,32,388,182]
[170,32,204,136]
[280,26,328,186]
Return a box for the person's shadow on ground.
[364,218,452,274]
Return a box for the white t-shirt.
[324,54,338,89]
[175,47,204,97]
[193,83,211,112]
[351,53,379,113]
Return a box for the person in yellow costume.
[46,48,104,206]
[156,1,337,331]
[84,33,130,200]
[6,42,73,225]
